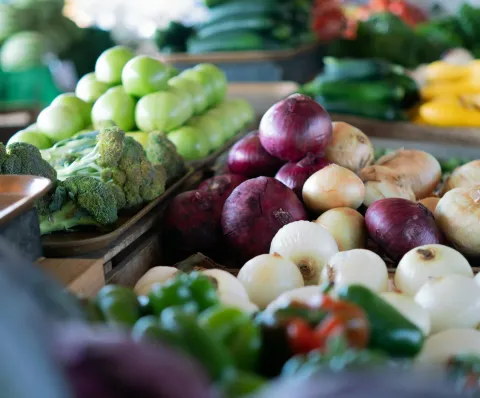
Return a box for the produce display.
[301,57,419,121]
[7,46,254,164]
[154,0,321,54]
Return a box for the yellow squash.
[419,98,480,127]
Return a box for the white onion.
[133,266,179,296]
[442,48,475,65]
[394,244,473,296]
[270,221,338,286]
[237,253,304,308]
[315,208,366,251]
[435,186,480,256]
[380,292,431,336]
[414,274,480,334]
[475,272,480,287]
[416,328,480,365]
[200,269,249,300]
[265,286,323,313]
[217,291,259,314]
[320,249,389,293]
[442,160,480,194]
[302,164,365,214]
[324,122,374,173]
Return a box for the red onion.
[222,177,308,261]
[163,190,224,254]
[227,131,283,177]
[198,174,247,200]
[365,198,445,261]
[275,153,331,199]
[259,94,332,161]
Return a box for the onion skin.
[227,131,283,177]
[274,153,331,199]
[222,177,308,261]
[325,122,374,172]
[435,186,480,256]
[365,198,445,261]
[418,197,440,214]
[198,174,247,198]
[259,94,332,161]
[303,164,365,214]
[442,160,480,195]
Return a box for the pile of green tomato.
[85,272,265,397]
[9,46,255,161]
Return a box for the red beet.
[275,153,331,199]
[227,131,283,177]
[222,177,308,261]
[259,94,332,161]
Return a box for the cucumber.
[386,72,420,109]
[316,96,408,122]
[313,80,405,103]
[187,31,266,53]
[323,57,398,81]
[196,17,275,39]
[201,1,277,27]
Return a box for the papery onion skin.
[315,207,367,251]
[227,131,283,178]
[222,177,308,261]
[275,153,331,200]
[435,186,480,256]
[198,173,247,198]
[365,198,445,261]
[418,197,440,214]
[325,122,374,172]
[303,164,365,214]
[259,94,332,161]
[442,160,480,195]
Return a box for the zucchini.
[196,17,275,39]
[313,80,405,103]
[323,57,398,81]
[201,1,277,27]
[387,72,420,109]
[316,96,408,122]
[187,31,266,53]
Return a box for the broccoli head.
[39,175,119,235]
[55,127,166,208]
[2,142,57,182]
[0,143,6,170]
[146,131,186,184]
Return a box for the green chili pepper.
[148,278,193,315]
[160,306,235,382]
[219,370,267,397]
[95,285,140,328]
[82,299,104,323]
[199,306,261,371]
[131,315,181,346]
[337,285,425,358]
[186,272,220,312]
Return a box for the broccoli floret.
[55,127,167,208]
[0,143,7,170]
[146,132,186,184]
[2,142,57,182]
[39,176,119,235]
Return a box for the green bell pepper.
[199,306,261,372]
[95,285,140,328]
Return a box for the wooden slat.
[38,257,104,297]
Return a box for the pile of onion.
[442,160,480,194]
[259,94,332,161]
[227,131,283,177]
[274,153,331,199]
[365,198,445,261]
[222,177,308,261]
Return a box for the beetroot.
[227,131,283,177]
[221,177,308,261]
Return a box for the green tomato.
[223,98,255,126]
[75,72,110,104]
[135,91,193,133]
[193,63,227,105]
[188,115,225,151]
[126,131,149,149]
[95,45,135,85]
[179,69,216,109]
[121,55,169,97]
[166,65,179,79]
[167,126,210,161]
[91,86,136,132]
[207,108,237,140]
[37,104,84,142]
[168,75,209,115]
[51,92,91,127]
[216,104,245,137]
[7,129,52,149]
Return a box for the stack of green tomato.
[8,45,255,162]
